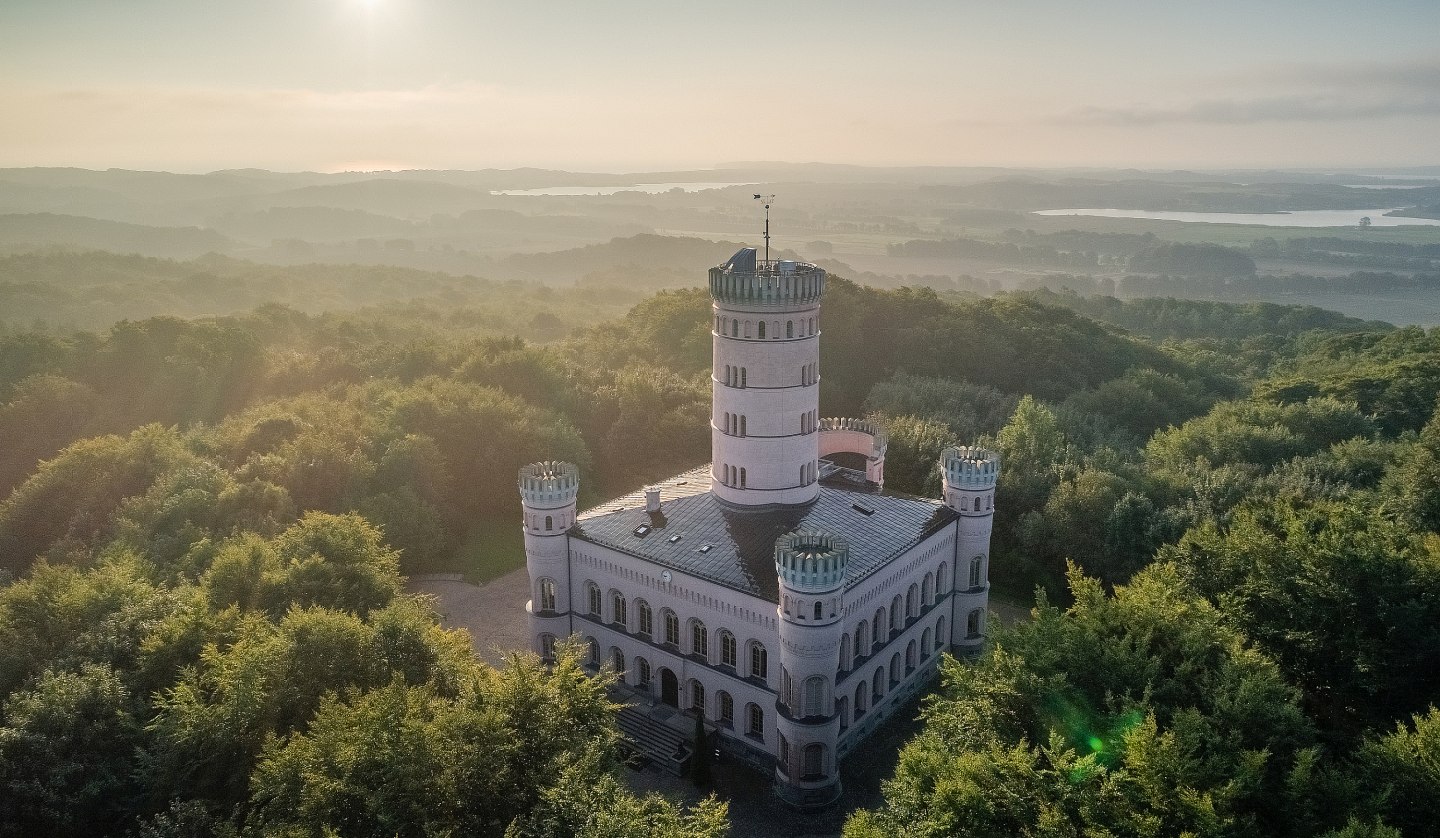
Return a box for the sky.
[1,0,1438,173]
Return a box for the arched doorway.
[660,668,679,707]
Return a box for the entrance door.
[660,668,679,707]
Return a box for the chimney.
[644,487,661,513]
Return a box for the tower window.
[740,467,747,488]
[814,600,823,620]
[741,367,746,388]
[740,415,746,437]
[538,578,556,612]
[544,514,553,531]
[758,321,766,339]
[787,320,794,338]
[731,319,738,337]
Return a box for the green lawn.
[451,523,526,585]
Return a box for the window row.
[526,510,570,533]
[956,493,992,512]
[799,362,818,387]
[577,582,769,678]
[838,564,948,671]
[721,412,747,437]
[799,409,818,434]
[589,646,768,738]
[719,463,747,488]
[845,620,947,726]
[721,365,747,388]
[715,316,818,340]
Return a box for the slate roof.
[572,464,957,602]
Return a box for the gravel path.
[407,568,532,667]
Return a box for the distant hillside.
[496,233,776,286]
[0,213,236,259]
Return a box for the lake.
[492,181,754,197]
[1031,208,1440,227]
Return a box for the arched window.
[970,555,984,589]
[781,667,794,710]
[538,578,556,612]
[544,514,553,531]
[837,695,849,730]
[720,631,737,668]
[691,620,709,659]
[890,653,901,685]
[967,608,984,638]
[750,642,768,680]
[740,467,747,488]
[637,656,651,687]
[540,634,556,660]
[854,681,867,715]
[758,321,766,339]
[663,609,680,646]
[731,319,738,337]
[804,675,826,717]
[744,320,752,338]
[814,600,823,620]
[839,634,851,672]
[802,744,824,780]
[922,572,934,606]
[586,582,601,616]
[746,703,764,736]
[724,364,731,385]
[809,317,815,334]
[906,640,917,672]
[740,367,746,388]
[854,621,868,658]
[936,616,947,649]
[891,595,903,631]
[873,668,885,700]
[739,415,746,437]
[637,600,653,636]
[936,562,948,593]
[873,608,886,646]
[906,584,917,618]
[922,628,932,659]
[719,690,734,727]
[611,591,627,627]
[690,679,706,715]
[586,637,599,667]
[723,411,731,434]
[787,320,794,338]
[611,647,626,677]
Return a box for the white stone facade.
[521,249,998,807]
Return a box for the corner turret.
[519,461,580,658]
[939,446,999,654]
[773,529,847,808]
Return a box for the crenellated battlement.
[518,461,580,507]
[941,446,1000,489]
[819,417,888,456]
[775,530,849,593]
[709,249,825,308]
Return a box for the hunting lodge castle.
[520,247,998,807]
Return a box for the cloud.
[1055,58,1440,126]
[1062,93,1440,126]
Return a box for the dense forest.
[3,247,1440,835]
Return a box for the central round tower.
[709,248,826,507]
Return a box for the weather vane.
[753,193,775,262]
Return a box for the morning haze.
[1,3,1439,838]
[2,0,1439,171]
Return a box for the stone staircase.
[616,703,692,776]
